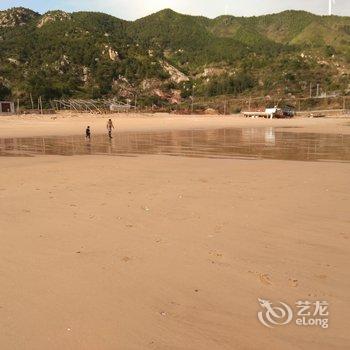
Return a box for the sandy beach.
[0,112,350,139]
[0,113,349,350]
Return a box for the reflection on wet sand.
[0,128,349,162]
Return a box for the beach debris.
[141,206,150,212]
[308,113,326,118]
[159,311,167,316]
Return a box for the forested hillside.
[0,7,349,106]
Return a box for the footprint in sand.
[315,274,327,280]
[209,251,222,263]
[214,225,223,233]
[209,250,223,258]
[259,273,272,285]
[288,278,299,287]
[209,251,230,267]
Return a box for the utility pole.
[39,96,43,114]
[191,83,196,114]
[30,93,34,110]
[329,0,335,16]
[309,83,312,98]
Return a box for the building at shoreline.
[0,101,15,114]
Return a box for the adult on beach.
[107,119,115,139]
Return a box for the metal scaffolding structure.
[52,99,133,113]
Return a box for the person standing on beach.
[86,126,91,140]
[106,119,115,139]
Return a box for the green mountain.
[0,7,349,107]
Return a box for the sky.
[0,0,349,20]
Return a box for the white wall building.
[0,101,15,114]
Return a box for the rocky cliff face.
[0,7,39,27]
[160,61,189,84]
[37,11,71,28]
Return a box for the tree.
[0,83,11,100]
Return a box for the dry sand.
[0,111,349,138]
[0,113,349,350]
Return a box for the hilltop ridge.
[0,7,349,106]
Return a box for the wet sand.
[1,128,350,162]
[0,114,349,350]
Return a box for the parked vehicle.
[282,105,296,118]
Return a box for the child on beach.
[86,126,91,140]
